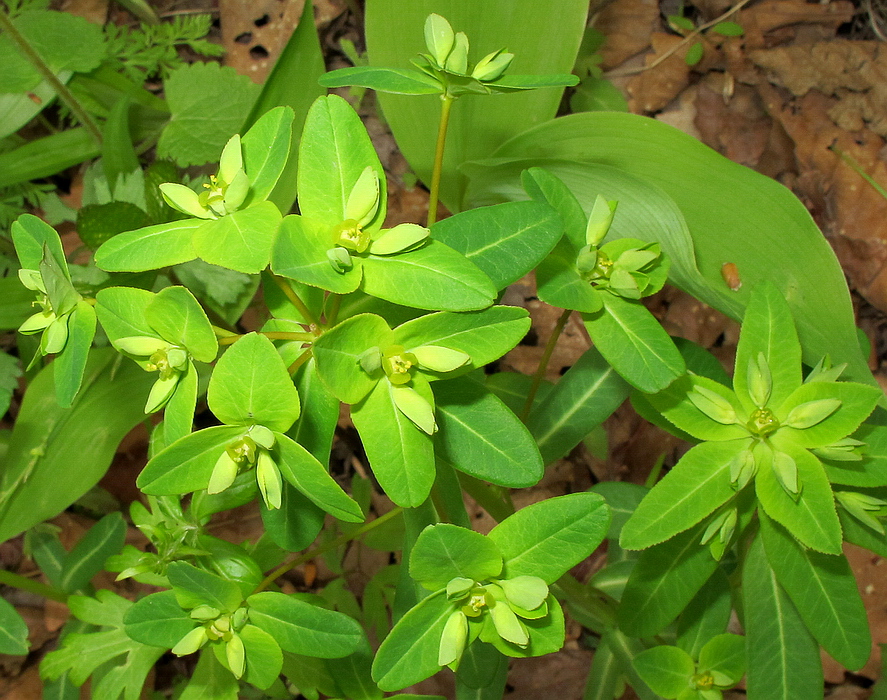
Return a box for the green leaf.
[0,70,72,141]
[433,379,543,488]
[759,513,870,670]
[589,481,649,541]
[179,649,239,700]
[410,524,503,590]
[743,535,823,700]
[365,0,589,212]
[776,381,880,449]
[240,106,294,206]
[632,645,695,698]
[372,590,451,691]
[711,21,744,36]
[298,94,386,230]
[621,440,742,550]
[488,493,610,583]
[162,359,198,446]
[58,512,126,594]
[318,66,443,94]
[77,202,149,251]
[755,445,842,554]
[287,358,339,464]
[137,424,246,495]
[146,286,217,362]
[522,167,588,250]
[527,346,631,465]
[0,11,105,93]
[158,62,261,167]
[260,482,326,552]
[53,300,97,408]
[467,113,873,387]
[247,591,364,657]
[240,624,283,689]
[584,293,685,392]
[430,201,562,290]
[676,568,732,659]
[192,201,282,274]
[698,633,745,683]
[274,432,364,522]
[0,127,100,190]
[167,561,243,612]
[11,214,68,273]
[0,596,28,655]
[272,214,363,293]
[0,349,153,542]
[618,524,719,637]
[351,379,435,507]
[208,332,300,430]
[173,260,260,326]
[123,590,196,648]
[101,98,138,200]
[534,238,602,313]
[94,219,200,272]
[646,374,748,443]
[360,241,495,311]
[393,306,530,374]
[487,594,566,659]
[312,313,393,403]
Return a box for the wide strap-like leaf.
[241,105,294,206]
[584,294,685,393]
[433,378,543,488]
[318,66,443,95]
[162,359,198,446]
[743,535,824,700]
[274,433,363,523]
[58,512,126,594]
[360,241,495,312]
[208,332,300,431]
[351,379,435,507]
[527,346,630,465]
[94,219,200,272]
[617,524,718,637]
[759,513,870,670]
[621,440,742,551]
[488,492,610,583]
[192,201,282,274]
[430,201,562,291]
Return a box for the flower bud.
[585,195,617,247]
[424,14,455,66]
[370,223,430,255]
[472,49,514,82]
[411,345,470,373]
[438,610,468,666]
[445,32,470,74]
[688,385,738,425]
[345,166,380,227]
[784,398,841,429]
[160,183,213,220]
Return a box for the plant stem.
[521,308,572,421]
[271,274,319,327]
[426,93,455,227]
[254,507,404,593]
[326,294,343,327]
[287,347,313,375]
[457,473,515,522]
[0,9,102,144]
[0,569,68,604]
[218,331,315,346]
[831,144,887,200]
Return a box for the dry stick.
[603,0,754,79]
[0,9,103,144]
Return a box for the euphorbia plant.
[1,5,885,700]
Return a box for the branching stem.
[426,93,455,227]
[271,274,319,327]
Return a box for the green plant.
[0,3,883,700]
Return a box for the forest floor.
[3,0,887,697]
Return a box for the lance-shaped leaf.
[372,590,451,691]
[0,598,28,655]
[312,313,394,404]
[58,512,126,594]
[433,378,543,488]
[410,524,503,590]
[584,294,685,393]
[318,65,445,94]
[618,524,719,638]
[240,106,295,207]
[430,201,562,290]
[527,346,631,465]
[733,282,803,414]
[273,432,363,522]
[754,444,842,554]
[488,493,610,583]
[208,332,300,431]
[743,535,823,700]
[54,299,97,408]
[759,513,870,670]
[95,219,201,272]
[621,439,745,551]
[137,425,247,495]
[393,306,530,374]
[522,167,588,251]
[192,200,282,274]
[676,567,733,659]
[146,286,217,363]
[351,378,435,507]
[298,94,387,231]
[360,241,496,311]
